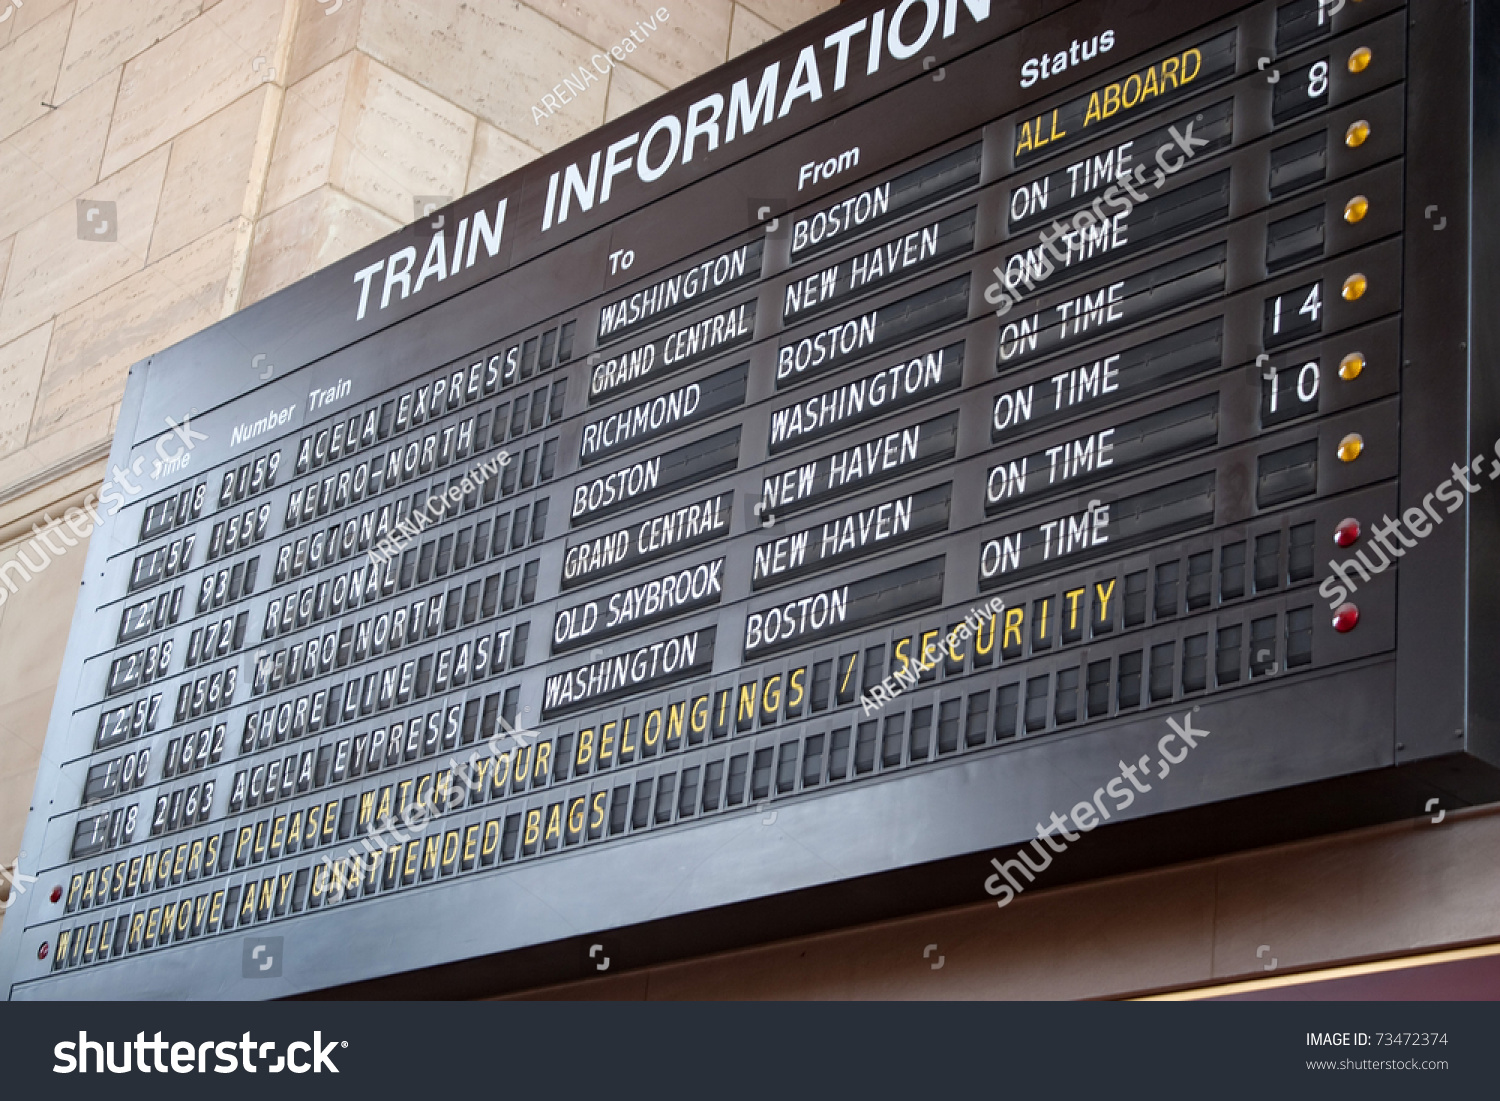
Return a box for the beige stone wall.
[0,0,837,937]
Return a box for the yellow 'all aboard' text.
[1015,46,1205,159]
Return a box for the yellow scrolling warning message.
[1015,29,1238,162]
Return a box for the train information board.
[4,0,1496,999]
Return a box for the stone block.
[241,185,397,305]
[152,86,271,261]
[736,0,837,33]
[0,0,71,50]
[527,0,731,90]
[262,54,356,215]
[0,405,112,496]
[0,146,168,350]
[605,64,667,122]
[0,69,119,244]
[100,0,284,179]
[0,5,71,144]
[0,322,49,456]
[337,56,476,226]
[466,122,541,194]
[359,0,606,147]
[728,3,778,59]
[33,222,235,438]
[55,0,201,103]
[286,0,362,86]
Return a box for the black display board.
[3,0,1495,999]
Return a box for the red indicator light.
[1334,518,1361,548]
[1333,604,1361,633]
[49,885,62,904]
[37,942,49,960]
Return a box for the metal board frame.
[2,0,1496,1000]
